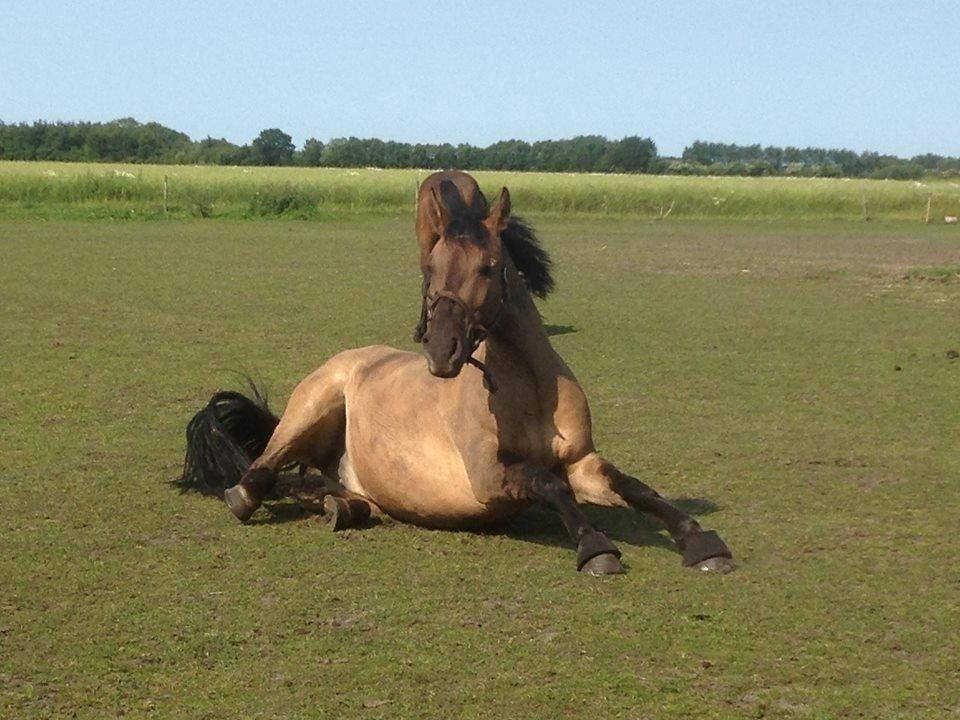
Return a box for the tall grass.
[2,160,959,221]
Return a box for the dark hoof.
[321,495,350,531]
[224,484,258,522]
[576,530,622,573]
[680,530,733,569]
[320,496,373,531]
[695,556,734,574]
[579,552,626,576]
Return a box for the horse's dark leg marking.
[601,462,733,570]
[602,464,701,540]
[502,463,624,574]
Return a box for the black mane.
[501,215,554,298]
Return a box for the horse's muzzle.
[421,301,468,378]
[424,334,465,378]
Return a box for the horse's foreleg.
[499,462,625,575]
[566,453,733,572]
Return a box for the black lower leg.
[603,463,731,567]
[604,464,701,542]
[504,463,621,572]
[505,463,593,542]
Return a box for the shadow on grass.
[252,498,383,530]
[255,501,314,525]
[249,496,720,569]
[245,471,390,528]
[236,470,722,561]
[494,498,722,559]
[544,324,577,337]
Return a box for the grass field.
[3,160,960,222]
[2,212,959,718]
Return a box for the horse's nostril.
[449,336,461,360]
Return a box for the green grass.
[903,264,960,282]
[2,216,959,718]
[3,160,960,221]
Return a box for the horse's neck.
[485,271,568,387]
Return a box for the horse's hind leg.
[497,462,625,575]
[317,494,373,531]
[566,453,733,573]
[224,446,287,522]
[225,369,347,522]
[290,474,377,530]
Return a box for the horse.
[178,170,733,575]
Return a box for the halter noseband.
[423,265,508,392]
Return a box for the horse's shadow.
[543,324,577,338]
[494,498,722,558]
[249,474,721,563]
[255,501,321,525]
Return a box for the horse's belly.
[340,357,520,528]
[345,442,511,528]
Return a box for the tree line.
[1,118,957,178]
[679,141,960,180]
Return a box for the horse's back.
[417,170,487,212]
[415,171,489,267]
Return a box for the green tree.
[604,136,657,172]
[250,128,295,165]
[299,138,325,166]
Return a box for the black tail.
[502,215,554,298]
[175,383,279,497]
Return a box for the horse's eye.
[478,265,493,277]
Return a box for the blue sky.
[3,1,958,157]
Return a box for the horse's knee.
[569,474,629,507]
[565,453,630,507]
[501,462,588,509]
[468,462,554,505]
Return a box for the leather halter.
[423,265,508,392]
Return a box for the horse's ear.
[486,187,511,235]
[428,186,452,234]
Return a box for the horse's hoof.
[576,531,623,574]
[680,530,733,569]
[695,556,734,574]
[579,552,626,576]
[321,495,351,531]
[224,484,258,522]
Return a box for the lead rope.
[465,265,508,393]
[466,356,498,393]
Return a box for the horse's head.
[420,184,511,378]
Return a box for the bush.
[246,183,317,218]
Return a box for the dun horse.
[179,171,733,575]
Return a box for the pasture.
[2,160,960,222]
[1,209,959,718]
